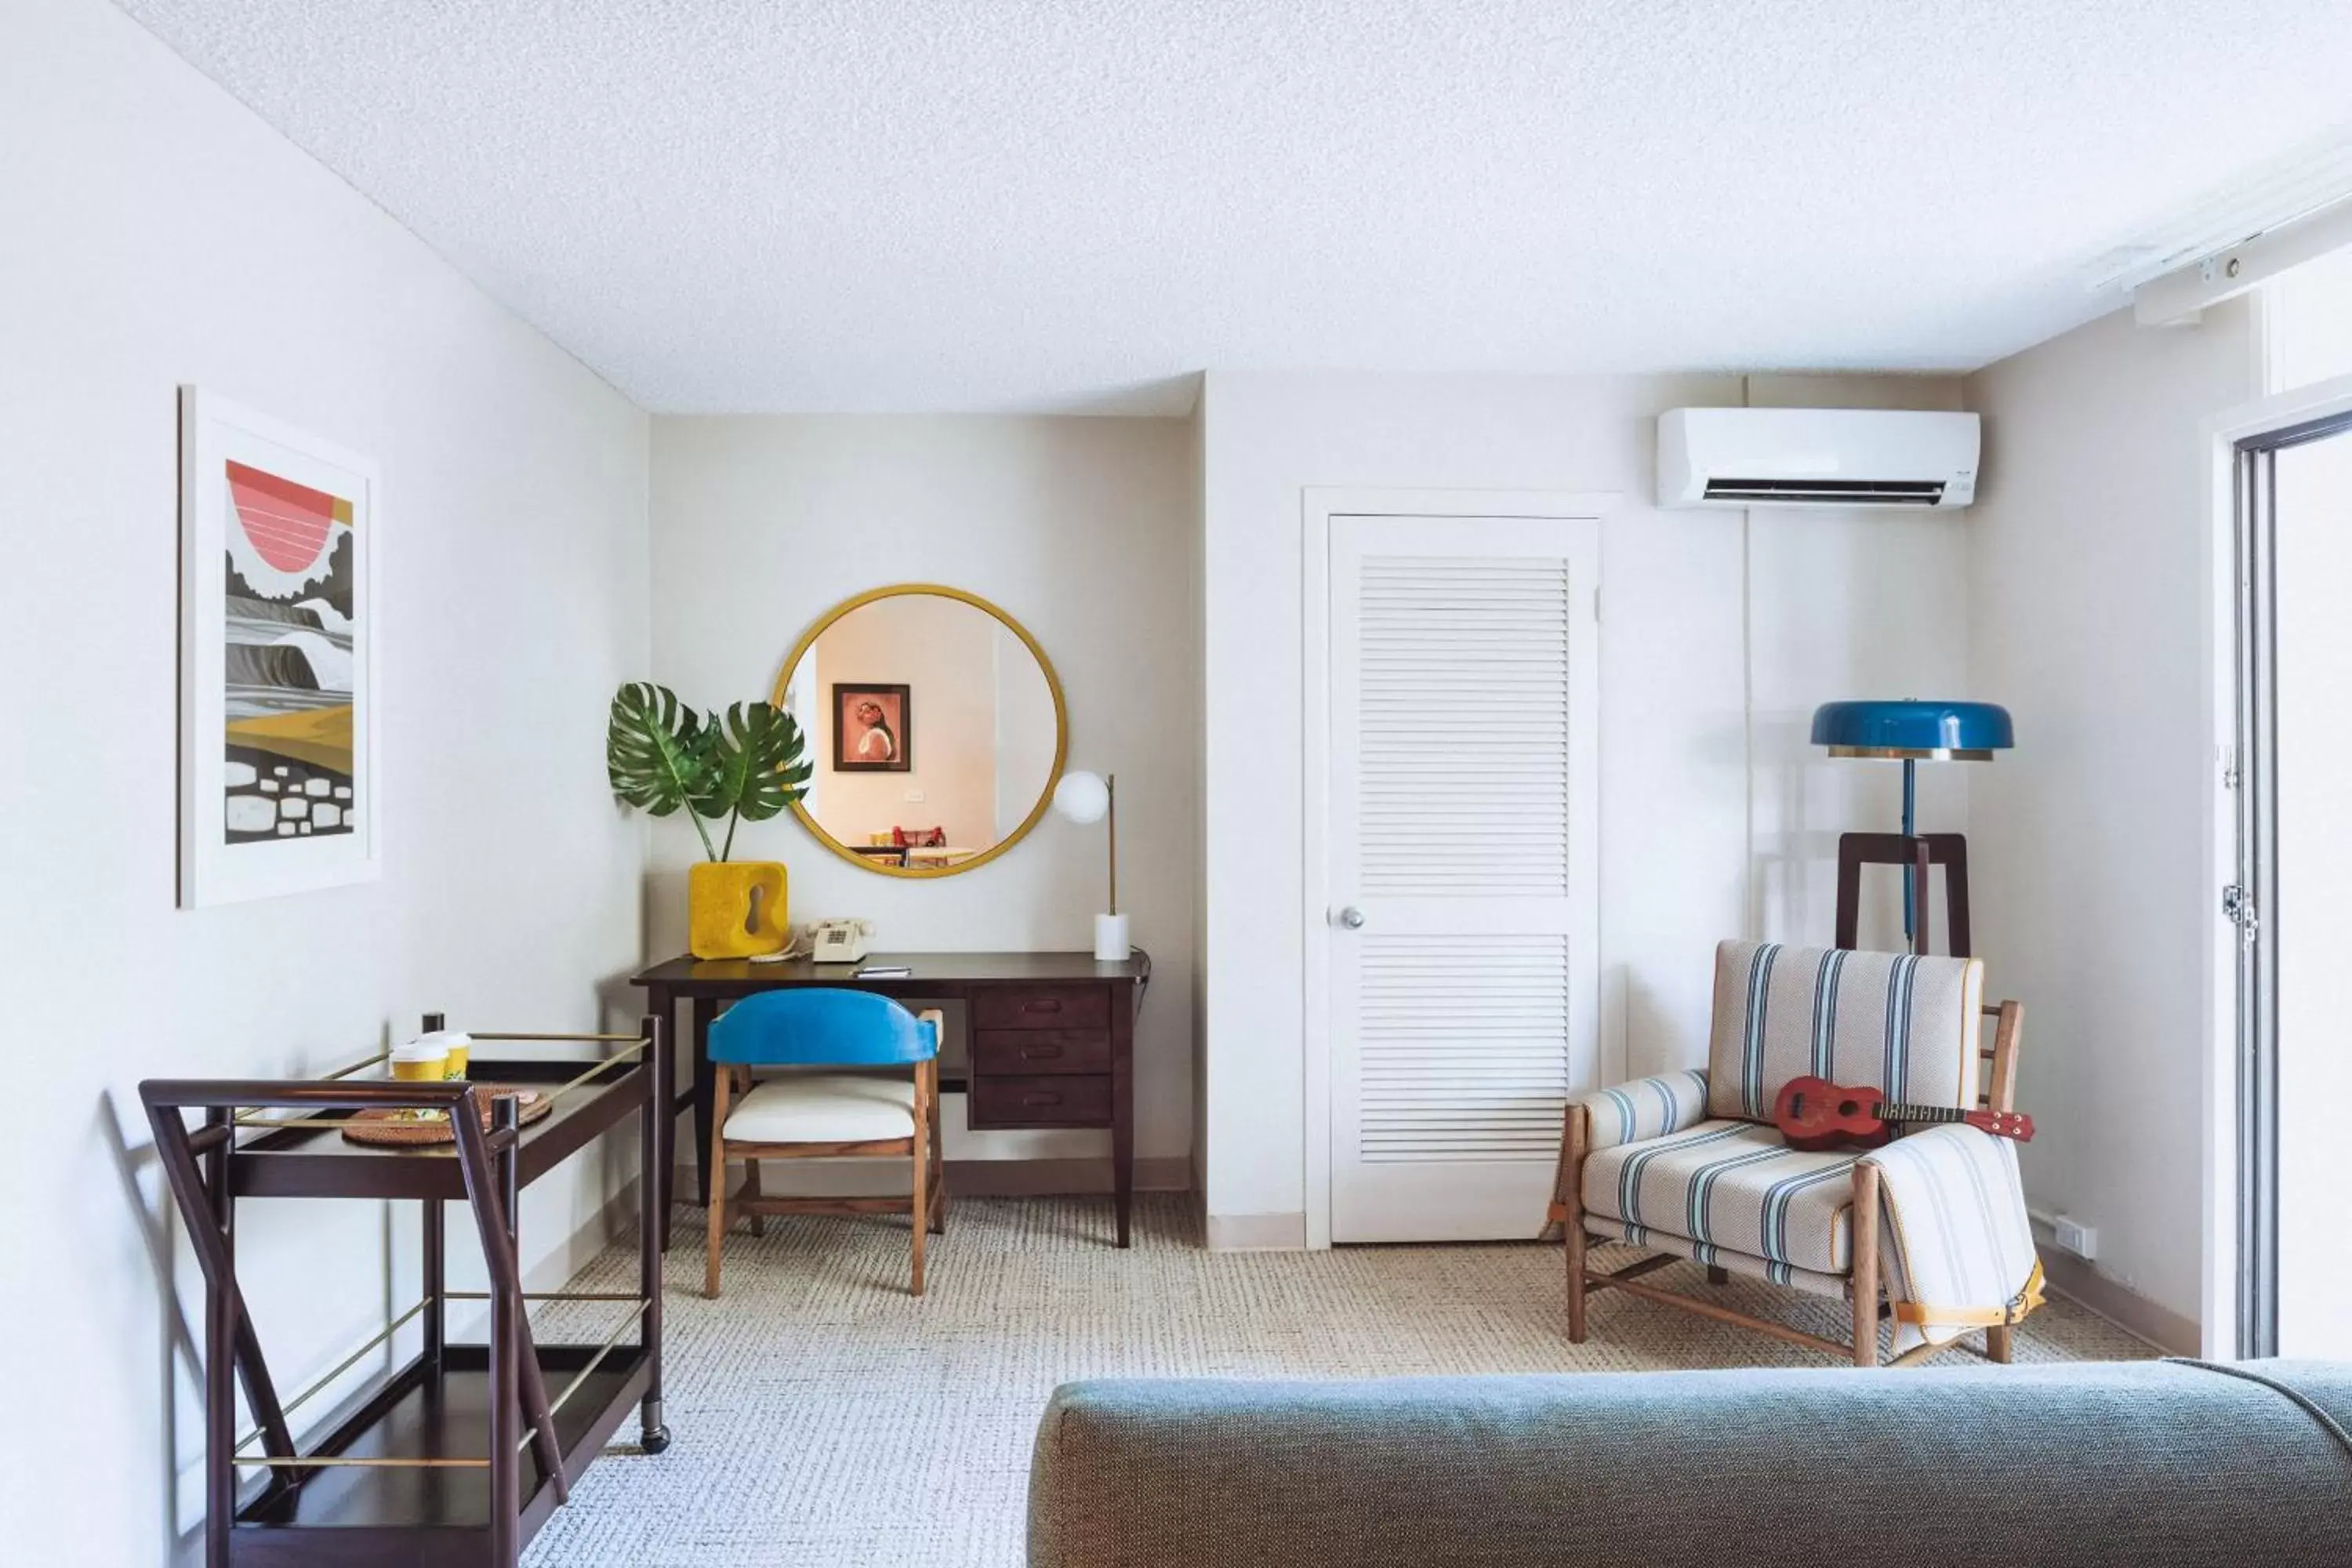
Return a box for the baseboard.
[2037,1247,2199,1356]
[1204,1210,1307,1251]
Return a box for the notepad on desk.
[853,964,913,978]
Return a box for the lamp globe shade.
[1054,771,1110,826]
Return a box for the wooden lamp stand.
[1813,702,2011,959]
[1834,831,1970,956]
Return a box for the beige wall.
[0,0,653,1555]
[648,416,1200,1167]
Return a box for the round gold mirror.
[775,585,1067,877]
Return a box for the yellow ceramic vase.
[688,860,789,959]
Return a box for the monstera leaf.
[608,684,815,862]
[607,682,720,859]
[695,701,812,858]
[703,701,812,824]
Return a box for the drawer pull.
[972,1030,1109,1075]
[974,989,1110,1031]
[967,1073,1109,1127]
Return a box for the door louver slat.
[1330,515,1598,1241]
[1357,555,1573,898]
[1356,933,1570,1163]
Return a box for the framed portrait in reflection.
[833,683,910,771]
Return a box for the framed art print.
[179,388,379,906]
[832,683,911,772]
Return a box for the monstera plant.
[609,682,813,959]
[605,682,812,861]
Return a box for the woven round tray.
[339,1085,554,1146]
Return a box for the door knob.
[1338,906,1367,929]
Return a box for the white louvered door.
[1327,515,1599,1243]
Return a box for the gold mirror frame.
[774,583,1069,879]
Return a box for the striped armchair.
[1552,940,2033,1367]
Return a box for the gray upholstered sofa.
[1029,1360,2352,1566]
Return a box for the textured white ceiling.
[117,0,2352,413]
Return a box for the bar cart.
[140,1012,672,1568]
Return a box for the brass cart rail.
[141,1014,672,1568]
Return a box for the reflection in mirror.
[777,589,1063,876]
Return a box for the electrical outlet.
[903,789,925,802]
[2052,1215,2096,1261]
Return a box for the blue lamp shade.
[1809,700,2014,760]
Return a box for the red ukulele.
[1774,1076,2034,1152]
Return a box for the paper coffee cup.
[391,1035,451,1083]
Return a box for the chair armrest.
[1573,1069,1710,1152]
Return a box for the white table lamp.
[1054,770,1128,960]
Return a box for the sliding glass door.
[2232,410,2352,1358]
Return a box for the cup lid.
[394,1030,466,1061]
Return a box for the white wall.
[1196,369,1965,1234]
[1744,376,1974,953]
[1962,298,2259,1332]
[2268,243,2352,393]
[647,416,1199,1169]
[0,0,652,1559]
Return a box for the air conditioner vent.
[1702,477,1947,506]
[1658,409,1980,510]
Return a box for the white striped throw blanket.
[1867,1119,2045,1353]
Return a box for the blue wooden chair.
[704,990,947,1298]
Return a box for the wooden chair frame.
[705,1007,948,1298]
[1563,999,2024,1369]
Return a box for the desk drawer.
[972,986,1111,1032]
[973,1029,1111,1076]
[967,1073,1110,1127]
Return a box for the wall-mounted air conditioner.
[1657,408,1980,510]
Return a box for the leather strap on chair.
[1890,1258,2046,1329]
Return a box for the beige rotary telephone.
[806,918,876,964]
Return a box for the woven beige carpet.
[522,1193,2152,1567]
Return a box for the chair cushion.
[724,1073,917,1145]
[1583,1119,1861,1276]
[1706,940,1984,1123]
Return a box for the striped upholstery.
[1584,1218,1852,1302]
[1572,1069,1709,1152]
[1705,940,1984,1124]
[1871,1123,2046,1354]
[1552,945,2043,1352]
[1582,1119,1861,1277]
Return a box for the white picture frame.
[179,387,379,907]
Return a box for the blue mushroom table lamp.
[1809,699,2013,956]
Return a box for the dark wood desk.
[631,949,1151,1247]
